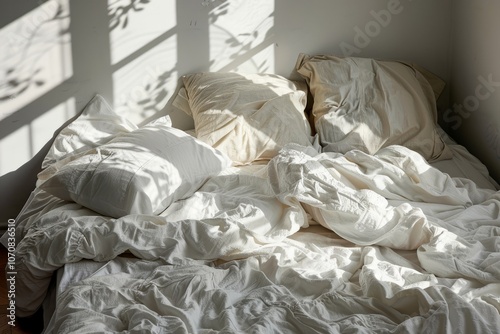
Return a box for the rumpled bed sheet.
[12,144,500,333]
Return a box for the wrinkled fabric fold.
[13,145,500,333]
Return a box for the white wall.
[446,0,500,182]
[0,0,453,222]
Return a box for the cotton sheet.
[11,144,500,333]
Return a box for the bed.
[3,53,500,333]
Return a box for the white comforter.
[14,145,500,333]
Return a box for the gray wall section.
[446,0,500,182]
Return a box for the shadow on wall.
[0,0,277,222]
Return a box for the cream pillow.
[39,124,232,218]
[296,54,452,161]
[181,72,313,165]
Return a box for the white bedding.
[11,143,500,333]
[430,128,499,191]
[3,91,499,333]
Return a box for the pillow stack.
[39,95,231,218]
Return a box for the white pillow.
[42,95,138,169]
[39,124,232,218]
[181,72,313,165]
[296,54,452,161]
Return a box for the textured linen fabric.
[39,123,232,218]
[15,144,500,333]
[42,95,139,169]
[182,72,314,165]
[296,53,452,161]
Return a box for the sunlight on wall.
[109,0,178,125]
[109,0,177,65]
[0,97,75,174]
[0,0,72,121]
[31,97,76,153]
[234,43,275,75]
[0,0,279,177]
[0,125,30,174]
[113,37,178,124]
[208,0,275,73]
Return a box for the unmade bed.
[3,54,500,333]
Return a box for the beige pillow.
[296,54,452,162]
[181,72,313,165]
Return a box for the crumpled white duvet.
[15,145,500,333]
